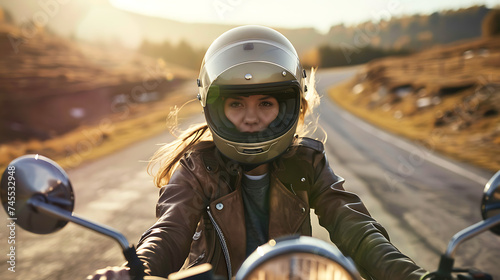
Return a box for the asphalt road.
[311,67,499,277]
[1,67,499,280]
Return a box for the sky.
[109,0,500,33]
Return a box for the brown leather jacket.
[136,138,427,279]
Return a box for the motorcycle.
[1,154,499,280]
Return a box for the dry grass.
[327,37,500,173]
[0,86,201,171]
[328,79,500,173]
[0,21,203,172]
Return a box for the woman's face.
[224,95,279,133]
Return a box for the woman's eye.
[229,102,242,108]
[260,101,274,107]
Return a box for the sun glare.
[109,0,212,21]
[75,5,142,49]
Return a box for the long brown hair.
[148,68,320,188]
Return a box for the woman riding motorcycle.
[90,25,427,280]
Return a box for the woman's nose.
[243,107,259,125]
[245,107,258,122]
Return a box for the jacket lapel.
[268,175,309,239]
[208,172,310,273]
[209,188,247,274]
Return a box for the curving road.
[0,67,498,279]
[312,67,498,277]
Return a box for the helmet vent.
[243,148,264,154]
[243,43,254,50]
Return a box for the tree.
[482,9,500,37]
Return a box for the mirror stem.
[28,197,131,250]
[445,214,500,258]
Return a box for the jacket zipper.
[186,251,205,269]
[207,205,232,279]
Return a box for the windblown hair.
[148,68,321,188]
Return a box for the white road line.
[337,109,490,185]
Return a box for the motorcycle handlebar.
[28,197,147,279]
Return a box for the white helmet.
[197,25,306,165]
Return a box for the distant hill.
[0,1,495,58]
[323,5,491,50]
[0,19,195,141]
[306,6,497,68]
[0,1,222,46]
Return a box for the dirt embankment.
[329,36,500,172]
[0,21,198,170]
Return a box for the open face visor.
[204,80,301,145]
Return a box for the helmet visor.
[205,81,301,144]
[199,41,302,102]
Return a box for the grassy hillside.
[329,37,500,172]
[0,21,197,170]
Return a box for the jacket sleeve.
[309,150,427,280]
[135,155,209,277]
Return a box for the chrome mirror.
[1,154,74,234]
[481,170,500,235]
[0,154,146,278]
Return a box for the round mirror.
[481,170,500,235]
[1,154,74,234]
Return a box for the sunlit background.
[110,0,500,32]
[1,1,500,279]
[0,0,499,168]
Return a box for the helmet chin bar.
[226,141,278,156]
[211,120,298,165]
